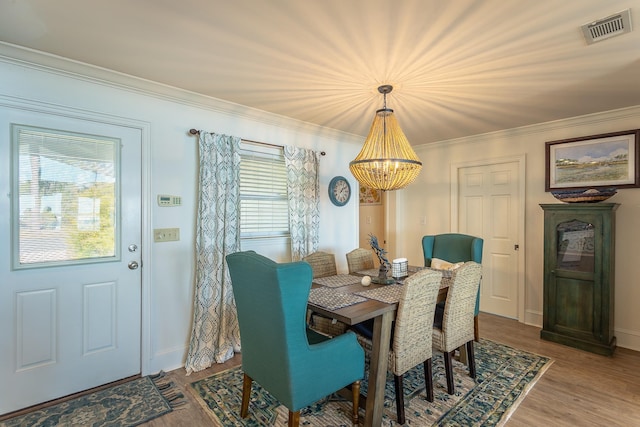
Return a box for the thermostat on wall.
[157,194,182,206]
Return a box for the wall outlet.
[154,228,180,242]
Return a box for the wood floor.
[4,313,637,426]
[143,312,640,426]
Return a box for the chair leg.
[287,410,300,427]
[351,380,360,425]
[444,350,455,395]
[424,358,434,402]
[466,340,477,378]
[474,315,480,342]
[393,374,406,425]
[241,373,253,418]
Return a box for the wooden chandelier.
[349,85,422,191]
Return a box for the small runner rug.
[0,371,186,427]
[191,338,552,426]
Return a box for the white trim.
[0,93,153,377]
[419,105,640,149]
[524,309,543,328]
[614,326,640,352]
[0,42,364,147]
[450,154,526,323]
[139,120,152,377]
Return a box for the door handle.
[128,261,139,270]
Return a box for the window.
[239,143,289,238]
[12,124,119,269]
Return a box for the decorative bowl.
[550,188,617,203]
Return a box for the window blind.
[12,124,118,268]
[239,153,289,237]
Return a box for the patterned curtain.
[185,132,242,374]
[284,146,320,261]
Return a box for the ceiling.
[1,0,640,145]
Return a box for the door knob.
[128,261,139,270]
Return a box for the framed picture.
[359,186,382,205]
[545,129,640,191]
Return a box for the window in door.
[11,124,120,269]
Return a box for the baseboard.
[522,309,639,352]
[524,309,542,328]
[144,345,187,376]
[614,327,640,352]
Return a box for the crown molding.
[0,42,364,145]
[417,104,640,149]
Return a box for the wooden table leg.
[364,310,394,427]
[459,344,468,365]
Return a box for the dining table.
[307,267,451,427]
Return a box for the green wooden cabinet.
[540,203,617,356]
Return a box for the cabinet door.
[544,211,604,341]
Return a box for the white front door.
[457,160,522,319]
[0,108,142,415]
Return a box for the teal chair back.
[422,233,483,317]
[226,250,364,414]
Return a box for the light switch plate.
[154,228,180,242]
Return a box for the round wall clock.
[328,176,351,206]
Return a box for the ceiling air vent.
[581,9,633,44]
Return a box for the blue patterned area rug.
[191,339,552,426]
[0,372,185,427]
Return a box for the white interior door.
[0,108,142,415]
[457,160,521,319]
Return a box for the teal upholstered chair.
[422,233,483,341]
[226,251,365,427]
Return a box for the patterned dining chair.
[422,233,483,341]
[226,251,365,427]
[353,268,442,425]
[432,261,482,395]
[302,251,345,336]
[303,251,338,277]
[345,248,375,274]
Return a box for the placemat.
[355,285,404,304]
[356,268,383,278]
[308,287,366,310]
[312,274,362,288]
[424,266,454,279]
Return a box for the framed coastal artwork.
[359,186,382,205]
[545,129,640,191]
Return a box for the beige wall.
[358,194,385,262]
[388,106,640,351]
